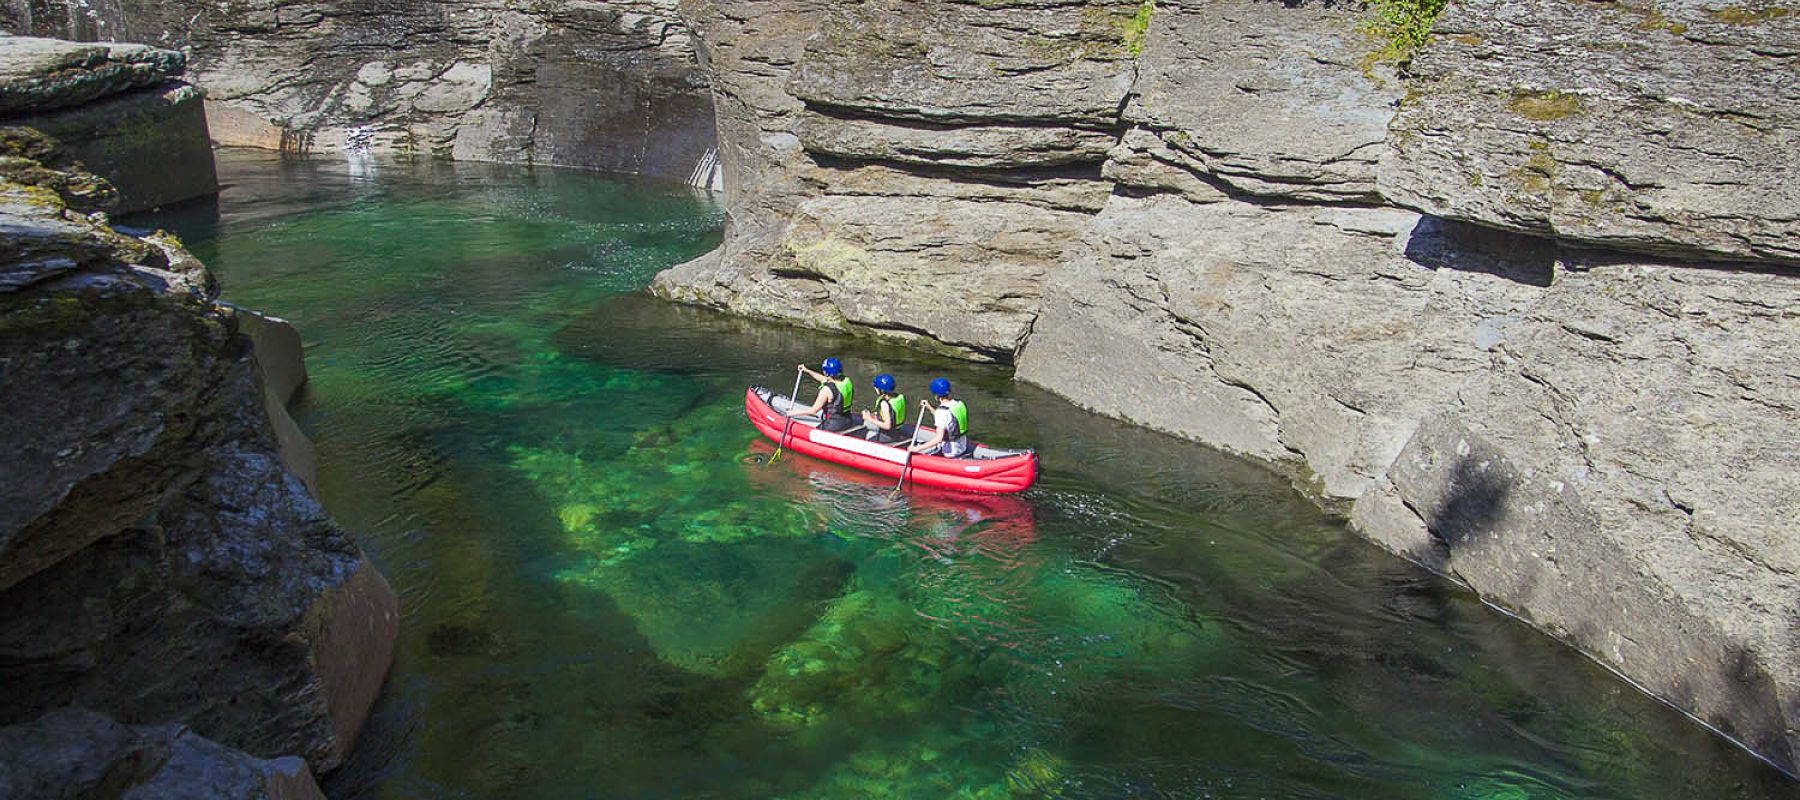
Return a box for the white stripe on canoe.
[807,428,910,465]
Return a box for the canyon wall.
[654,0,1800,773]
[0,37,397,783]
[2,0,718,182]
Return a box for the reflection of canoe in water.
[746,438,1039,557]
[746,385,1038,494]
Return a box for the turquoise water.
[136,150,1794,799]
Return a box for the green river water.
[133,150,1794,799]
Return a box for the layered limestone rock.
[0,708,325,800]
[0,37,216,213]
[654,0,1140,359]
[657,0,1800,772]
[1380,0,1800,265]
[1114,0,1403,203]
[1016,192,1800,768]
[0,134,397,773]
[2,0,718,180]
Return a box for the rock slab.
[1380,0,1800,265]
[0,37,217,213]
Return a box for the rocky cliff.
[0,40,398,784]
[653,0,1800,773]
[3,0,719,182]
[0,37,216,213]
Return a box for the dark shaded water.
[133,150,1795,799]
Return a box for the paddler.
[909,378,970,458]
[859,373,909,444]
[795,357,857,432]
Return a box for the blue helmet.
[929,377,952,397]
[873,374,895,393]
[821,357,843,376]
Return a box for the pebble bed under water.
[133,150,1796,799]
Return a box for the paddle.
[890,402,931,498]
[769,367,804,464]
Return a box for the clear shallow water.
[134,150,1795,799]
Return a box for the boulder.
[4,79,218,214]
[0,708,325,800]
[1380,0,1800,265]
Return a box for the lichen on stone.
[1507,89,1584,121]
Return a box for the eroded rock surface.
[1017,191,1800,768]
[656,0,1800,772]
[0,135,397,773]
[654,0,1140,359]
[1380,0,1800,265]
[1119,0,1403,202]
[0,37,181,114]
[3,1,718,179]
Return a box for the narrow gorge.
[3,0,1797,793]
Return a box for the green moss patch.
[1707,5,1795,24]
[1508,89,1584,121]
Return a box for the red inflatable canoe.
[745,385,1038,494]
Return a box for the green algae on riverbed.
[128,150,1798,800]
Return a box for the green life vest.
[943,398,968,439]
[831,376,853,411]
[881,393,907,427]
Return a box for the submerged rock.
[0,708,325,800]
[0,137,396,773]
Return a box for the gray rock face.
[654,0,1137,359]
[1120,0,1402,202]
[3,0,719,180]
[0,708,326,800]
[0,37,217,214]
[0,37,182,114]
[0,138,397,772]
[1380,0,1800,265]
[1016,190,1800,768]
[658,0,1800,771]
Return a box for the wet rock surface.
[0,708,326,800]
[1380,0,1800,265]
[0,131,397,775]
